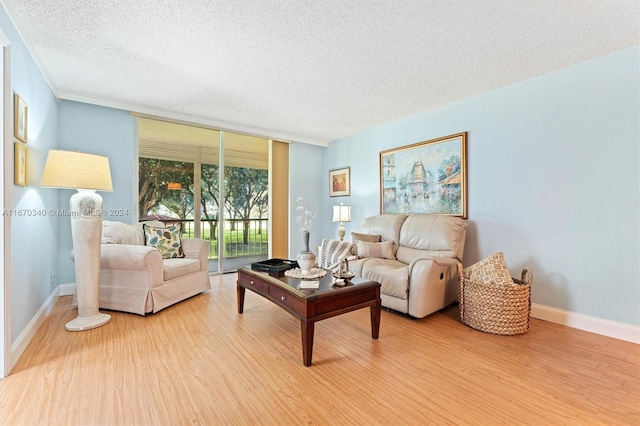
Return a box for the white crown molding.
[0,0,57,96]
[531,303,640,344]
[56,90,330,147]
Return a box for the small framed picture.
[14,142,28,186]
[329,167,350,197]
[14,93,28,143]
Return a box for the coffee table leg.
[370,299,381,339]
[301,319,314,366]
[237,285,245,314]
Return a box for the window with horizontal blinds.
[138,117,269,169]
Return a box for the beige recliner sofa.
[348,214,467,318]
[92,220,211,315]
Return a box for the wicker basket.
[458,264,533,335]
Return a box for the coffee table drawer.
[269,285,303,312]
[241,276,269,294]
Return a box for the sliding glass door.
[138,118,270,273]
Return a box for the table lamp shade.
[41,150,113,191]
[332,204,351,223]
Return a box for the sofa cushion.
[163,258,200,281]
[351,232,381,255]
[396,214,468,263]
[351,232,381,243]
[357,240,396,260]
[464,251,513,285]
[361,258,409,299]
[144,224,185,259]
[359,214,407,245]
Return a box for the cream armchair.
[86,220,211,315]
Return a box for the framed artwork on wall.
[329,167,350,197]
[14,142,28,186]
[14,93,28,143]
[380,132,467,217]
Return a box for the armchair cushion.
[163,258,200,281]
[143,224,185,259]
[102,221,144,245]
[102,219,164,245]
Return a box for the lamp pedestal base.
[67,189,110,332]
[338,223,346,241]
[65,312,111,332]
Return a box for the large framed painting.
[380,132,467,217]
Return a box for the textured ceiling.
[2,0,638,145]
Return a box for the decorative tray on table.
[251,258,298,276]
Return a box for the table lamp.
[332,203,351,241]
[41,150,113,331]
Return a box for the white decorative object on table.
[295,191,317,274]
[285,267,327,279]
[41,150,113,332]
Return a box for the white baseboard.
[531,304,640,344]
[59,282,75,296]
[11,287,60,369]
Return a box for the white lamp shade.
[41,150,113,191]
[332,204,351,222]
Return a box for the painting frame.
[329,166,351,197]
[13,93,28,143]
[380,132,467,217]
[14,142,28,186]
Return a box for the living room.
[0,1,638,424]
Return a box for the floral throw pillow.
[464,252,513,285]
[143,224,185,259]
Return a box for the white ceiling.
[2,0,638,146]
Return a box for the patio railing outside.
[158,218,268,259]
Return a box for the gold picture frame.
[380,132,467,217]
[14,142,28,186]
[14,93,28,143]
[329,166,350,197]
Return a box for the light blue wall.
[57,100,136,283]
[326,47,640,326]
[1,7,59,343]
[289,142,325,257]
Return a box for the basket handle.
[521,267,533,285]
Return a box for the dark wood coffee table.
[237,267,381,366]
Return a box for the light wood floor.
[1,273,638,425]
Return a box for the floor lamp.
[41,150,113,331]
